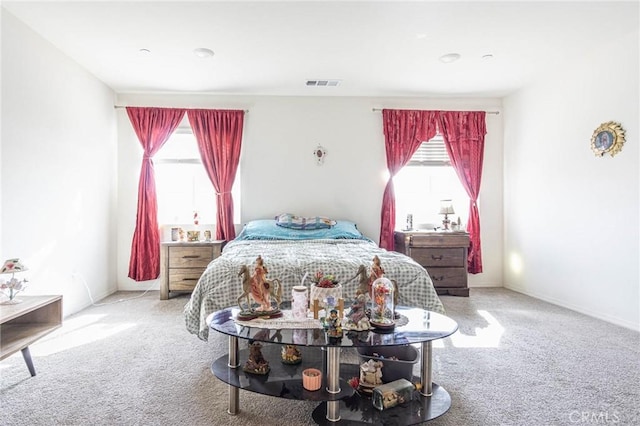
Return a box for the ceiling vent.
[306,80,340,87]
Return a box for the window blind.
[407,136,450,166]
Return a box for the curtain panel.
[437,111,487,274]
[187,109,245,241]
[379,109,438,250]
[379,109,487,273]
[126,107,186,282]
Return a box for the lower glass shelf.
[211,343,354,401]
[212,343,452,424]
[311,383,451,425]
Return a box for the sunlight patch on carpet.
[450,310,504,348]
[29,314,136,356]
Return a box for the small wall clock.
[591,121,625,157]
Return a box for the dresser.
[160,240,225,300]
[394,231,470,297]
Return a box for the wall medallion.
[591,121,625,157]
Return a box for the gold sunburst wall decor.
[591,121,626,157]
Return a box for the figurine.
[326,308,343,337]
[344,293,370,331]
[368,256,400,314]
[243,341,270,375]
[281,344,302,364]
[237,256,283,315]
[353,264,370,299]
[370,256,385,286]
[358,359,383,394]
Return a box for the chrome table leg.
[228,335,240,415]
[325,346,341,422]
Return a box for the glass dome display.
[369,277,395,330]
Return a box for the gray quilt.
[184,239,445,340]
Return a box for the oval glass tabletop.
[207,306,458,348]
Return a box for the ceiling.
[3,1,638,98]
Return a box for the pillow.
[235,219,370,241]
[275,213,336,230]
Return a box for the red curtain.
[379,109,438,250]
[437,111,486,273]
[187,109,244,241]
[127,107,186,281]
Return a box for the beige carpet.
[1,288,638,425]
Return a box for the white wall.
[1,11,118,316]
[503,28,639,330]
[116,94,503,291]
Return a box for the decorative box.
[372,378,415,411]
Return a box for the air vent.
[306,80,340,87]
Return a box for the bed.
[184,218,445,340]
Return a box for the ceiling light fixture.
[193,48,214,58]
[139,48,151,54]
[439,53,461,64]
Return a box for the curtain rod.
[113,105,249,113]
[371,108,499,115]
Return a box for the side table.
[160,240,225,300]
[395,231,470,296]
[0,295,63,376]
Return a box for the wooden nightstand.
[160,240,225,300]
[394,231,470,297]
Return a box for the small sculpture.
[368,256,399,314]
[353,264,370,299]
[281,344,302,364]
[237,255,283,316]
[243,341,270,375]
[369,256,385,287]
[358,359,383,394]
[325,308,343,338]
[344,293,371,331]
[251,255,272,311]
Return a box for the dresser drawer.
[409,233,470,247]
[168,246,213,268]
[409,247,465,267]
[168,269,205,291]
[427,267,467,288]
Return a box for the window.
[154,128,240,226]
[393,135,468,230]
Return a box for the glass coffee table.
[208,306,458,425]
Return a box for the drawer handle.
[432,275,445,281]
[182,278,199,282]
[431,255,443,261]
[182,255,201,259]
